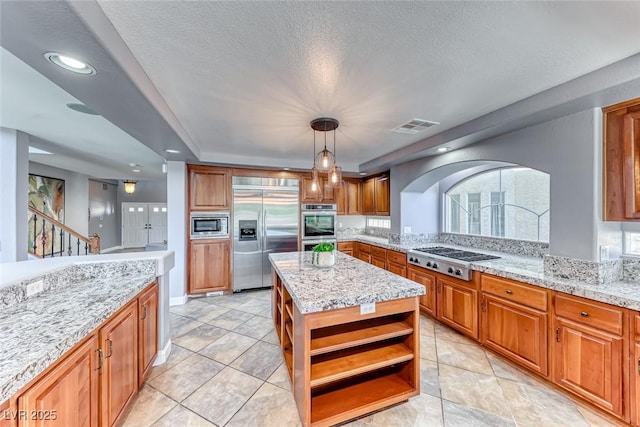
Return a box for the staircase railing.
[28,206,100,258]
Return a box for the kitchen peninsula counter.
[268,251,424,427]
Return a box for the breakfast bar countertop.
[268,251,425,314]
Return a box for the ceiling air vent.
[391,118,439,135]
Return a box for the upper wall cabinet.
[300,174,336,204]
[362,173,390,216]
[336,179,362,215]
[603,98,640,221]
[188,165,231,211]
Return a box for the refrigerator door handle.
[257,210,262,251]
[263,209,268,250]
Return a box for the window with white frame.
[366,217,391,229]
[444,167,550,242]
[625,232,640,256]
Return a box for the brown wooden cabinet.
[552,293,626,418]
[371,246,386,269]
[18,335,99,427]
[407,265,436,317]
[631,312,640,426]
[356,242,371,263]
[480,275,549,377]
[603,98,640,220]
[188,239,231,293]
[336,179,362,215]
[100,301,138,427]
[362,173,390,216]
[300,175,336,203]
[386,250,407,278]
[337,241,354,256]
[188,165,230,211]
[137,283,158,387]
[437,276,479,340]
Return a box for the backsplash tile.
[364,226,390,238]
[543,255,623,284]
[336,227,365,238]
[439,233,549,258]
[388,233,439,246]
[623,258,640,281]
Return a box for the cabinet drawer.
[554,294,624,336]
[387,250,406,266]
[338,241,354,251]
[358,243,371,254]
[481,275,547,311]
[371,246,386,258]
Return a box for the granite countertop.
[337,235,640,311]
[0,272,155,403]
[269,251,425,314]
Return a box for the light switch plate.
[360,302,376,315]
[599,245,610,261]
[403,226,411,234]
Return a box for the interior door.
[233,190,263,291]
[147,203,167,243]
[263,190,299,286]
[122,203,148,248]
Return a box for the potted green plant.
[311,242,336,267]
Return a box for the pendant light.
[328,127,343,188]
[311,118,338,173]
[123,180,137,194]
[309,129,321,197]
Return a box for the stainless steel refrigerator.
[232,177,299,291]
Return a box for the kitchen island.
[269,251,425,427]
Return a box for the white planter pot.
[311,251,335,267]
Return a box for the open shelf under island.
[269,251,425,427]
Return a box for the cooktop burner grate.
[413,246,501,262]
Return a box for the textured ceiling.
[95,1,640,171]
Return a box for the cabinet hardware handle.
[481,298,487,313]
[638,357,640,375]
[106,339,113,358]
[140,306,147,320]
[95,349,103,371]
[555,327,560,343]
[505,289,513,295]
[580,311,589,317]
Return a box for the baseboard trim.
[170,295,188,306]
[100,245,123,254]
[153,339,172,366]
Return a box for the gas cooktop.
[412,246,501,262]
[407,246,501,280]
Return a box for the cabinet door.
[346,180,362,215]
[407,266,436,318]
[189,168,229,210]
[362,179,375,215]
[19,336,99,427]
[623,111,640,218]
[632,313,640,426]
[437,278,478,340]
[374,177,390,216]
[100,302,138,427]
[553,318,624,416]
[301,176,323,202]
[481,294,548,376]
[371,256,386,269]
[138,283,158,387]
[336,185,346,215]
[387,262,407,278]
[189,240,231,293]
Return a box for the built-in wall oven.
[301,204,337,241]
[190,212,229,239]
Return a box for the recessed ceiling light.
[359,172,367,176]
[165,149,181,154]
[129,163,141,167]
[437,147,451,153]
[132,169,141,173]
[28,147,54,155]
[283,167,290,171]
[44,52,96,75]
[66,103,99,115]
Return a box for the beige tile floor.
[120,289,620,427]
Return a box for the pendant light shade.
[329,165,343,188]
[315,147,335,173]
[310,117,340,178]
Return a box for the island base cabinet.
[481,295,548,376]
[18,336,99,427]
[553,318,624,417]
[138,283,158,387]
[288,296,420,427]
[100,301,138,427]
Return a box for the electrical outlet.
[339,222,343,228]
[403,226,412,234]
[360,302,376,315]
[26,280,44,297]
[599,245,610,261]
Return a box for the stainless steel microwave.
[190,212,229,239]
